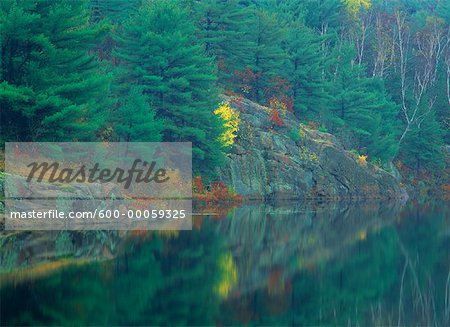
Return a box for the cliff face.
[219,96,402,200]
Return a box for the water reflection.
[1,200,449,326]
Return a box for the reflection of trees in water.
[141,220,222,326]
[215,201,401,296]
[218,226,401,326]
[393,201,450,327]
[217,201,450,326]
[0,221,223,326]
[1,201,449,326]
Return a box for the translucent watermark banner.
[4,142,192,230]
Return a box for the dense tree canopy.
[1,0,448,178]
[0,0,110,141]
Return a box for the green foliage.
[111,86,162,142]
[436,0,450,23]
[400,111,446,172]
[242,9,286,103]
[114,0,224,176]
[328,45,399,162]
[188,0,256,85]
[0,0,111,142]
[89,0,140,23]
[289,128,301,142]
[293,0,343,32]
[281,18,332,118]
[1,0,447,178]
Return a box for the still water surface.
[1,200,449,326]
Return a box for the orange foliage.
[193,178,242,204]
[195,181,242,203]
[193,176,204,194]
[130,229,151,238]
[270,109,286,127]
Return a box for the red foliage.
[230,97,244,111]
[278,154,291,163]
[268,269,283,292]
[307,121,318,130]
[234,67,261,94]
[130,229,150,238]
[210,181,239,202]
[281,95,294,112]
[267,96,293,112]
[193,179,243,204]
[217,58,228,73]
[270,109,286,127]
[264,76,292,99]
[193,176,204,194]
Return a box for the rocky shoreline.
[219,96,404,201]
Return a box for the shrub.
[270,109,286,127]
[214,101,240,147]
[358,155,368,166]
[193,178,242,204]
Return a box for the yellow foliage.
[215,252,238,298]
[359,230,367,240]
[343,0,371,15]
[214,101,240,147]
[299,127,306,141]
[358,154,368,165]
[0,258,92,285]
[299,147,319,164]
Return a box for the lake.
[1,199,449,326]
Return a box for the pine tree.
[362,79,400,162]
[293,0,343,33]
[239,8,286,103]
[0,0,110,142]
[114,0,224,176]
[88,0,143,62]
[329,45,399,162]
[112,86,162,142]
[281,19,331,118]
[188,0,256,88]
[436,0,450,23]
[400,111,446,173]
[89,0,140,23]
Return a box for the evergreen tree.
[89,0,140,23]
[436,0,450,23]
[238,8,286,103]
[281,19,331,118]
[0,0,110,143]
[188,0,256,88]
[114,0,224,176]
[111,86,162,142]
[362,79,400,162]
[329,45,399,162]
[293,0,343,33]
[400,111,446,173]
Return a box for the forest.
[1,0,449,187]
